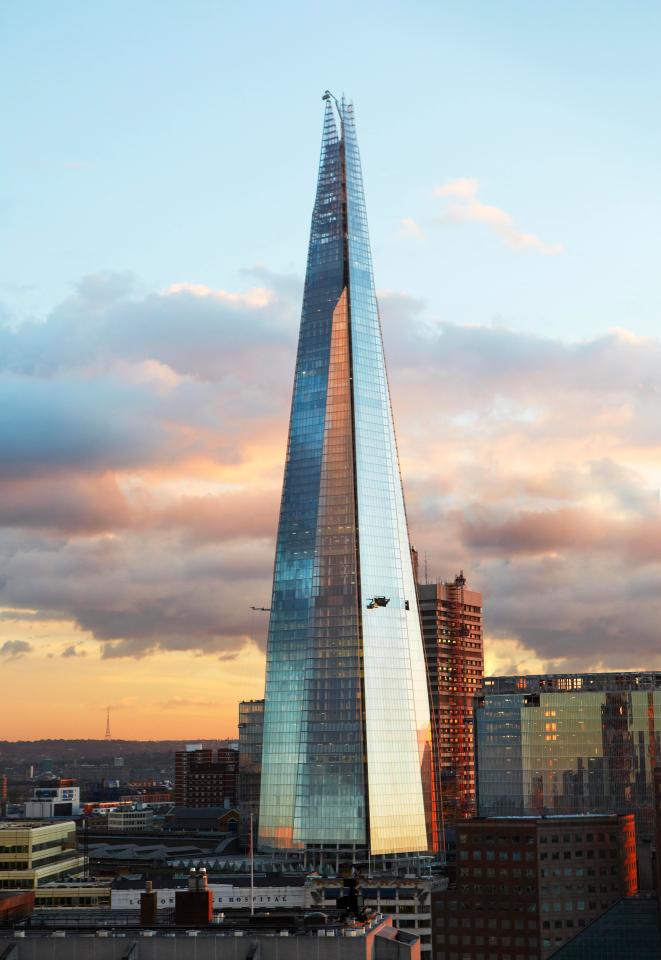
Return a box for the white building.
[309,875,448,956]
[111,878,307,912]
[107,808,154,832]
[24,780,81,818]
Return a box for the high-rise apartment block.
[238,699,264,843]
[475,673,661,845]
[174,746,238,809]
[433,814,637,960]
[417,569,483,827]
[258,95,433,860]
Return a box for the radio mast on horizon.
[105,706,112,741]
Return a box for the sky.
[1,1,661,740]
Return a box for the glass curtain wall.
[476,690,661,837]
[259,97,432,856]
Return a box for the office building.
[237,699,263,844]
[417,569,483,827]
[475,673,661,841]
[33,881,110,909]
[24,777,80,818]
[107,808,155,832]
[0,821,86,889]
[259,94,433,860]
[315,875,444,956]
[432,814,637,960]
[174,746,238,809]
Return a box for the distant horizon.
[0,737,238,746]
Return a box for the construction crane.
[250,606,271,612]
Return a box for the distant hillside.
[0,739,237,761]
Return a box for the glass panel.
[259,98,432,856]
[476,684,660,840]
[344,102,432,855]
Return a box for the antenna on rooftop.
[105,706,112,741]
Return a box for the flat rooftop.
[483,672,661,694]
[0,820,75,830]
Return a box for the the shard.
[258,94,435,858]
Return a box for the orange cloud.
[2,272,661,736]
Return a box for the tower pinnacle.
[258,97,434,859]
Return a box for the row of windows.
[540,848,617,860]
[459,850,535,861]
[436,916,535,931]
[440,953,539,960]
[437,935,538,947]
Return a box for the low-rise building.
[110,873,307,912]
[107,808,155,833]
[313,875,444,956]
[0,914,421,958]
[34,882,111,909]
[24,778,81,819]
[0,821,86,890]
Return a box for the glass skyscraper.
[258,95,433,858]
[475,673,661,840]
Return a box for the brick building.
[174,746,238,809]
[432,814,637,960]
[415,564,483,830]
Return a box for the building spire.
[259,97,433,860]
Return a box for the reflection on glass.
[476,681,661,839]
[258,98,432,856]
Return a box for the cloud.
[400,217,426,239]
[61,643,86,658]
[432,178,563,255]
[1,270,661,673]
[0,639,32,659]
[158,697,217,710]
[64,161,93,171]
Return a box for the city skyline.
[2,2,661,740]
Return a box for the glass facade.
[238,699,264,842]
[258,97,432,856]
[476,674,661,838]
